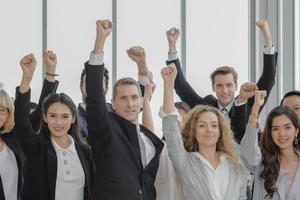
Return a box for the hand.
[96,19,113,39]
[256,20,272,47]
[144,83,156,102]
[237,82,258,104]
[166,27,180,53]
[161,63,177,83]
[254,90,267,107]
[43,50,57,74]
[127,46,146,65]
[20,53,36,79]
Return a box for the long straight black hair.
[39,93,83,143]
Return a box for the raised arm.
[14,54,37,147]
[30,50,59,133]
[240,90,266,173]
[165,27,206,108]
[161,63,188,172]
[142,83,156,133]
[247,20,277,112]
[127,45,152,96]
[86,19,113,152]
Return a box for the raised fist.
[127,46,146,64]
[43,50,57,73]
[161,63,177,83]
[20,53,36,78]
[144,83,156,101]
[166,27,180,44]
[239,82,258,101]
[96,19,113,38]
[254,90,267,107]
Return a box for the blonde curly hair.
[181,105,237,161]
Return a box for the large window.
[47,0,112,104]
[117,0,181,134]
[186,0,249,96]
[295,0,300,89]
[0,0,42,102]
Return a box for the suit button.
[138,189,142,195]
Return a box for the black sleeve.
[30,79,59,133]
[166,58,206,108]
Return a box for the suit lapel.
[114,114,143,168]
[47,145,57,200]
[75,143,90,196]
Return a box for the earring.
[294,136,298,145]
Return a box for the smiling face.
[195,111,220,148]
[212,73,237,107]
[112,84,143,123]
[43,102,75,139]
[271,114,299,151]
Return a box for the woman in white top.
[0,87,26,200]
[16,52,94,200]
[160,64,249,200]
[241,90,300,199]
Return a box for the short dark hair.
[175,101,191,113]
[210,66,238,86]
[80,67,109,88]
[80,67,109,103]
[113,77,141,99]
[280,90,300,105]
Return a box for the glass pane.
[117,0,180,134]
[186,0,249,97]
[0,0,42,102]
[47,0,112,104]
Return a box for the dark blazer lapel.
[47,145,57,200]
[75,143,90,197]
[123,120,143,167]
[0,176,5,200]
[114,114,143,168]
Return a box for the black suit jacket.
[0,131,26,200]
[14,81,94,200]
[166,53,277,142]
[85,62,164,200]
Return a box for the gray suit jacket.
[241,125,300,200]
[162,115,248,200]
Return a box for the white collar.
[217,99,234,112]
[51,135,77,154]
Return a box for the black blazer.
[166,53,277,143]
[14,81,94,200]
[85,62,164,200]
[0,132,26,200]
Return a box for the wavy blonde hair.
[181,105,237,161]
[0,89,15,133]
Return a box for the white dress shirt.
[51,136,85,200]
[0,142,18,200]
[193,152,230,200]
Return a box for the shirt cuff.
[235,99,247,107]
[168,51,178,61]
[158,106,182,122]
[88,52,104,65]
[138,71,153,86]
[263,46,275,55]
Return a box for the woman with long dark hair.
[16,52,94,200]
[241,90,300,199]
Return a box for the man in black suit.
[85,19,164,200]
[165,20,277,143]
